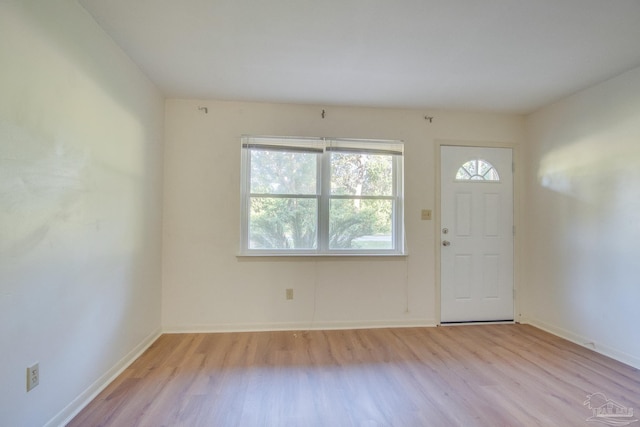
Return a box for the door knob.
[442,240,450,247]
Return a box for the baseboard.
[521,317,640,370]
[46,327,162,427]
[163,318,438,334]
[441,320,515,326]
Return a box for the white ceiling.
[78,0,640,114]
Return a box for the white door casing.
[440,146,514,323]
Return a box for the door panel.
[455,193,472,236]
[440,146,514,323]
[483,194,499,236]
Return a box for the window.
[240,136,404,255]
[455,159,500,181]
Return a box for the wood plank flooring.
[68,325,640,426]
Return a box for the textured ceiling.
[79,0,640,113]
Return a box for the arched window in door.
[455,159,500,181]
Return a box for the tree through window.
[240,136,404,255]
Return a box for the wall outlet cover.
[27,363,39,392]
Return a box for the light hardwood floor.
[68,324,640,426]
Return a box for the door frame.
[435,140,522,325]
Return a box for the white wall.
[163,99,523,331]
[0,1,165,426]
[523,66,640,368]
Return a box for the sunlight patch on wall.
[537,117,640,205]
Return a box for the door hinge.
[513,225,516,236]
[512,162,515,173]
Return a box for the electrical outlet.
[286,288,294,300]
[27,363,39,392]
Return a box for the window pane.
[465,160,478,176]
[330,153,393,196]
[478,160,492,176]
[456,168,471,180]
[483,168,500,181]
[250,150,317,194]
[249,197,317,249]
[329,199,393,249]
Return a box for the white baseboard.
[163,318,438,334]
[440,320,515,326]
[521,317,640,370]
[46,328,162,427]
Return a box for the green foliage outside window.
[243,138,402,254]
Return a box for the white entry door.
[440,146,514,323]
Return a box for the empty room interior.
[2,1,640,426]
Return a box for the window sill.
[236,252,408,259]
